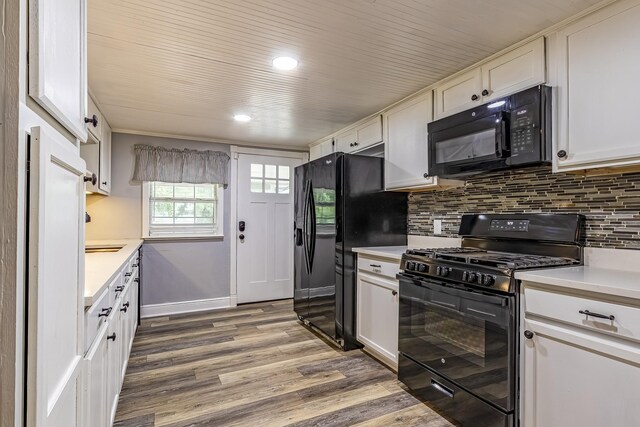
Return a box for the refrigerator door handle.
[302,181,312,273]
[308,181,316,272]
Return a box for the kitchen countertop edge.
[352,246,407,261]
[84,239,143,307]
[516,266,640,301]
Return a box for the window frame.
[142,181,224,240]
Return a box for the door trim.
[229,146,308,306]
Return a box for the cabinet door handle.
[579,310,615,321]
[557,150,568,159]
[115,285,124,292]
[423,173,430,179]
[134,278,140,283]
[107,333,116,341]
[84,173,97,186]
[392,290,398,296]
[524,330,534,339]
[98,307,112,318]
[471,94,479,101]
[125,272,132,277]
[120,306,128,313]
[369,264,382,268]
[84,114,99,128]
[481,89,489,96]
[102,181,107,186]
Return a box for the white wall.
[86,133,232,306]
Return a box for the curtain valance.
[132,144,230,187]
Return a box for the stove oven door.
[398,273,516,412]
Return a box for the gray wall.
[86,133,231,305]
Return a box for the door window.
[250,163,290,194]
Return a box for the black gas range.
[397,213,584,427]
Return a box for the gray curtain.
[132,144,230,187]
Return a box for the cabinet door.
[86,95,103,141]
[356,273,399,366]
[384,92,435,189]
[82,325,108,427]
[27,127,86,427]
[29,0,88,141]
[355,116,383,149]
[99,120,112,193]
[309,144,322,161]
[522,318,640,427]
[119,285,132,379]
[481,37,545,101]
[434,68,482,119]
[106,302,122,426]
[335,128,357,153]
[320,138,334,156]
[553,0,640,171]
[130,277,139,347]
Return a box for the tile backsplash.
[408,166,640,249]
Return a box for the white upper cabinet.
[99,121,112,193]
[86,95,103,142]
[335,128,357,153]
[551,0,640,172]
[435,37,545,119]
[434,68,483,119]
[310,137,334,161]
[354,115,383,150]
[29,0,88,141]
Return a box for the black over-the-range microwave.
[428,85,552,178]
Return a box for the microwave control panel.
[510,105,537,156]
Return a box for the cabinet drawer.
[358,256,401,279]
[525,287,640,343]
[84,288,110,353]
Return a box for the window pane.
[154,183,174,198]
[175,218,195,224]
[175,202,195,217]
[265,165,277,179]
[264,179,277,193]
[174,184,195,199]
[195,202,214,218]
[278,166,290,180]
[277,180,290,194]
[251,164,263,178]
[195,185,214,199]
[151,217,172,225]
[195,217,214,224]
[153,201,174,217]
[251,179,263,193]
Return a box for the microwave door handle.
[498,112,509,156]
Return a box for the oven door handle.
[399,273,508,307]
[430,379,455,399]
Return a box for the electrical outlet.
[434,219,442,235]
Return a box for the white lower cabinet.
[356,255,400,368]
[82,249,140,427]
[521,284,640,427]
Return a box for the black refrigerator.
[294,152,407,350]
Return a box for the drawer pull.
[369,264,382,268]
[392,290,398,296]
[98,307,112,318]
[107,333,116,341]
[430,379,454,398]
[579,310,615,321]
[115,285,124,292]
[125,272,132,277]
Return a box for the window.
[250,163,290,194]
[143,182,223,238]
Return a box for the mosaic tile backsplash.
[408,165,640,249]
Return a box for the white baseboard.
[141,296,235,318]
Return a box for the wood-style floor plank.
[115,299,453,427]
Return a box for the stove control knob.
[406,261,416,271]
[436,266,442,276]
[440,267,450,277]
[468,272,478,283]
[462,271,469,282]
[418,263,428,273]
[477,274,485,284]
[482,275,495,286]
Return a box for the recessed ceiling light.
[234,114,251,122]
[272,56,298,70]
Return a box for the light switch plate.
[434,219,442,235]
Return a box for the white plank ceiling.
[88,0,603,148]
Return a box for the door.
[306,154,340,339]
[553,0,640,171]
[82,325,108,427]
[481,37,545,101]
[236,153,303,303]
[384,92,434,189]
[522,318,640,427]
[398,275,515,412]
[356,273,399,365]
[27,127,86,427]
[29,0,88,141]
[434,68,483,119]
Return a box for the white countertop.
[352,246,407,260]
[85,239,143,307]
[516,266,640,300]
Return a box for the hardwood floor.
[114,299,453,427]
